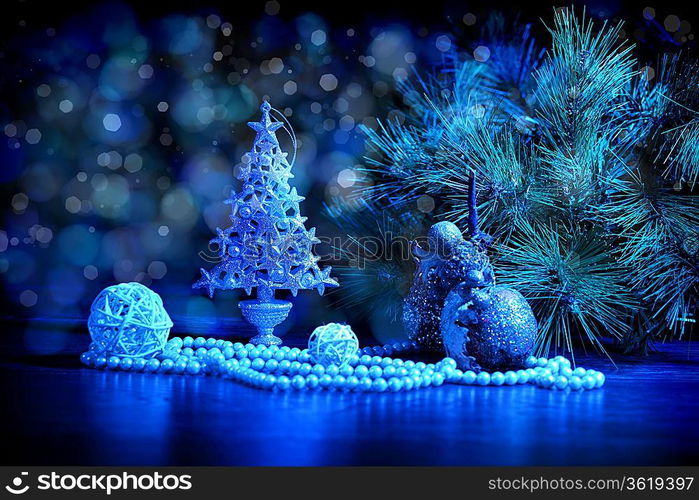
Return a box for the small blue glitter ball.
[88,282,173,358]
[308,323,359,367]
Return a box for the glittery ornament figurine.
[403,218,494,351]
[88,282,173,358]
[440,283,537,371]
[308,323,359,367]
[194,101,338,345]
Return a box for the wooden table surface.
[1,320,698,466]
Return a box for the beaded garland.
[79,336,605,393]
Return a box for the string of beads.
[80,336,606,392]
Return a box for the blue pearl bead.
[490,372,505,386]
[107,356,121,370]
[251,358,265,370]
[346,376,360,391]
[516,370,529,384]
[415,362,426,370]
[132,358,146,371]
[358,377,373,392]
[205,338,217,348]
[432,373,445,387]
[276,376,291,391]
[94,355,108,369]
[554,376,568,390]
[420,375,432,388]
[372,378,388,392]
[291,375,306,390]
[569,376,583,390]
[260,350,272,361]
[403,360,415,369]
[246,344,256,351]
[186,360,201,375]
[539,374,555,388]
[360,355,372,365]
[525,355,537,368]
[537,357,548,367]
[161,359,174,372]
[223,347,235,359]
[233,342,244,351]
[440,367,454,379]
[476,372,491,386]
[80,352,93,366]
[298,351,311,363]
[306,374,319,389]
[273,351,285,361]
[594,372,605,388]
[195,347,208,358]
[319,374,333,388]
[193,337,205,348]
[560,366,573,378]
[462,371,477,384]
[182,336,194,347]
[312,364,325,377]
[145,359,159,372]
[174,360,187,373]
[325,364,339,376]
[504,371,518,385]
[333,375,346,389]
[354,365,368,378]
[383,365,397,378]
[368,366,383,379]
[402,377,414,391]
[388,377,403,392]
[182,347,194,357]
[299,363,312,376]
[396,367,408,377]
[380,358,393,368]
[371,355,383,365]
[239,358,251,368]
[573,367,586,377]
[119,357,133,371]
[278,360,291,372]
[339,365,353,377]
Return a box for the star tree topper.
[194,101,338,301]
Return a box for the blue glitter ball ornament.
[441,284,537,371]
[308,323,359,367]
[88,282,173,358]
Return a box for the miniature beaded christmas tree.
[194,101,338,345]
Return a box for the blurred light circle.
[124,153,143,173]
[436,34,451,52]
[138,64,154,79]
[157,101,169,112]
[83,265,99,280]
[59,99,74,113]
[311,29,327,46]
[474,45,491,62]
[12,193,29,212]
[65,196,82,214]
[20,290,38,307]
[4,123,18,137]
[337,168,357,188]
[148,261,167,279]
[37,84,51,97]
[25,129,42,144]
[86,54,101,69]
[103,113,122,132]
[320,74,338,91]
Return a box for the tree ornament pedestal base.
[238,299,292,346]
